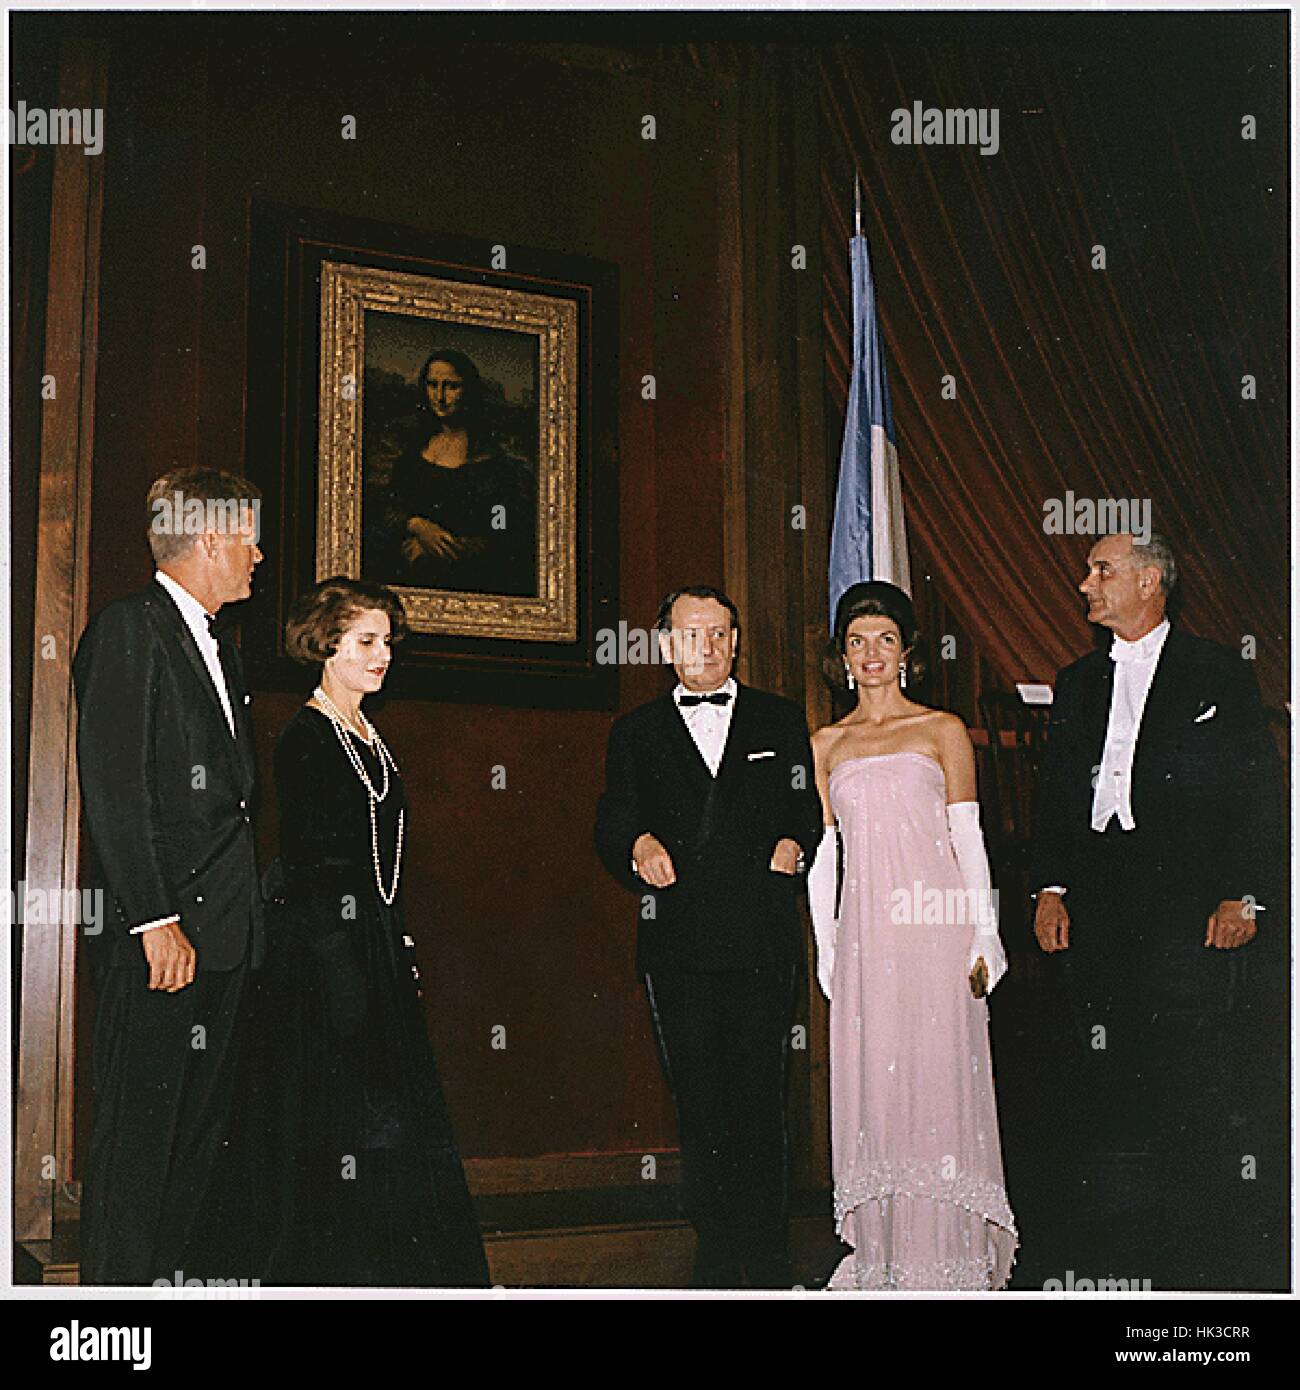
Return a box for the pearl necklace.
[313,686,405,906]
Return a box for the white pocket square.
[747,750,776,761]
[244,693,252,705]
[1193,705,1217,723]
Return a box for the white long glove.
[807,825,839,1000]
[946,801,1008,995]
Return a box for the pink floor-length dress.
[827,752,1018,1290]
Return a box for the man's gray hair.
[1130,531,1177,596]
[146,466,261,565]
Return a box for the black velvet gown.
[255,705,489,1287]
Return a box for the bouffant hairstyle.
[822,580,926,693]
[285,576,408,667]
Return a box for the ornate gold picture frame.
[317,261,579,641]
[245,202,619,708]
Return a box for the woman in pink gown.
[809,582,1018,1290]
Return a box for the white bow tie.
[1110,641,1150,664]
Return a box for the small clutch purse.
[969,957,989,999]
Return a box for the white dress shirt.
[674,676,737,778]
[1091,618,1170,832]
[155,569,236,736]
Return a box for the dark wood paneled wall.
[13,17,838,1204]
[71,21,829,1176]
[724,44,831,1189]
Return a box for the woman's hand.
[402,517,487,565]
[404,516,459,563]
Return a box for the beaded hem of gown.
[826,751,1018,1292]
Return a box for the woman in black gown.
[258,576,489,1286]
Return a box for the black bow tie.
[678,691,732,708]
[206,610,232,638]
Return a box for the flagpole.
[854,174,861,237]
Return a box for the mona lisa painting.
[318,260,579,642]
[245,201,618,708]
[364,341,537,598]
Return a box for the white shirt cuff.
[129,915,179,935]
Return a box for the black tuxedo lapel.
[1077,628,1190,808]
[1076,652,1115,775]
[147,582,245,782]
[1131,627,1192,774]
[712,682,756,792]
[659,685,744,854]
[696,684,760,851]
[700,681,761,845]
[217,634,257,790]
[659,690,722,793]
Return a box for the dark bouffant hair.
[822,580,926,693]
[285,576,408,667]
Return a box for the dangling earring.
[845,665,855,691]
[899,664,908,690]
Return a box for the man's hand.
[1033,891,1070,953]
[633,833,676,888]
[769,838,802,875]
[142,921,197,992]
[1205,900,1257,951]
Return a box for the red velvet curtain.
[820,14,1289,710]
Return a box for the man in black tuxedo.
[595,586,824,1288]
[1030,532,1283,1288]
[73,466,264,1285]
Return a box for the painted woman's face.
[424,360,466,420]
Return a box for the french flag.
[828,223,911,624]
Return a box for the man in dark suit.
[1030,531,1283,1289]
[595,586,824,1288]
[73,466,264,1285]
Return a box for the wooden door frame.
[14,38,106,1249]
